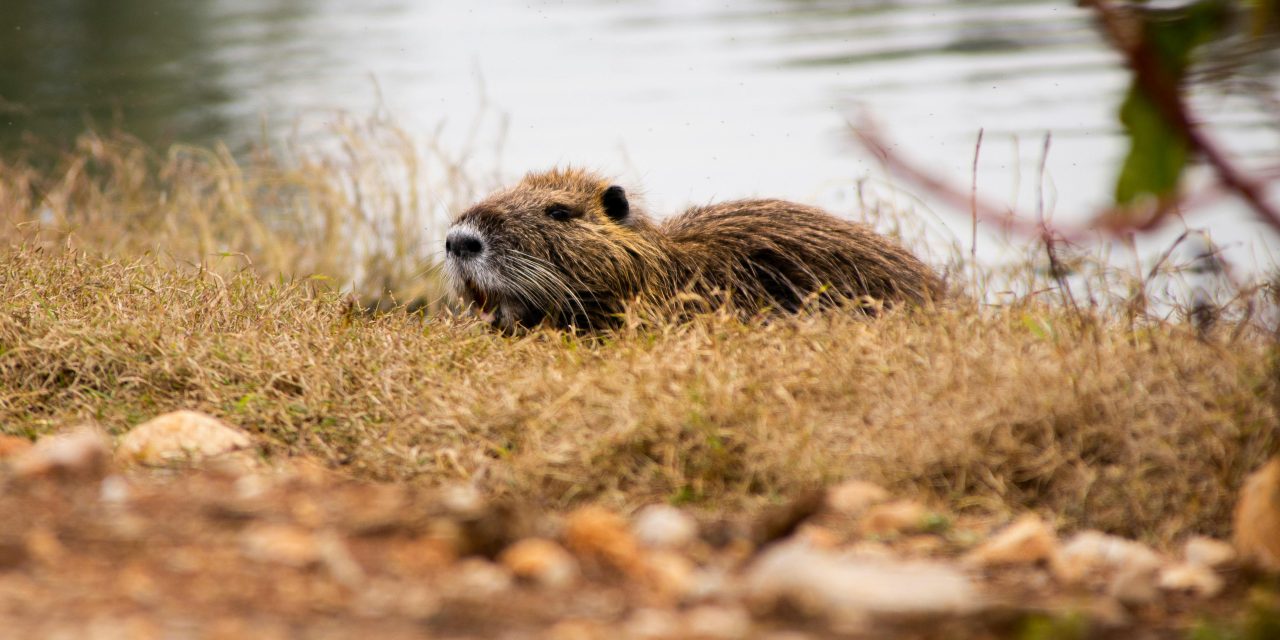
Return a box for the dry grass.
[1,131,1277,546]
[0,118,485,308]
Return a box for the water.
[3,0,1278,272]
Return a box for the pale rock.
[744,540,979,623]
[234,473,272,500]
[845,540,895,560]
[1055,531,1165,605]
[758,633,818,640]
[384,534,456,577]
[1184,536,1235,569]
[794,523,840,549]
[240,523,320,567]
[860,500,929,536]
[1158,562,1224,598]
[316,531,364,586]
[825,480,890,516]
[499,537,579,588]
[641,550,697,600]
[1109,561,1161,607]
[13,426,111,479]
[450,558,513,597]
[632,504,698,550]
[116,410,252,465]
[564,506,643,574]
[0,434,32,459]
[1055,530,1163,584]
[202,449,264,476]
[99,475,131,504]
[545,619,607,640]
[288,495,324,528]
[1081,596,1133,629]
[354,577,440,619]
[686,566,731,602]
[438,483,486,518]
[684,605,752,639]
[25,526,65,565]
[625,608,681,640]
[964,514,1058,568]
[1233,457,1280,572]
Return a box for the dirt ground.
[2,447,1275,640]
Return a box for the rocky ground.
[1,411,1278,639]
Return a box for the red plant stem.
[850,122,1091,243]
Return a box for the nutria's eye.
[545,204,574,221]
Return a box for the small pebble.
[745,540,979,621]
[860,500,929,536]
[825,480,890,516]
[1055,530,1162,585]
[240,523,320,568]
[1109,561,1162,607]
[1233,457,1280,571]
[632,504,699,550]
[1184,536,1236,569]
[99,475,131,504]
[499,537,579,588]
[13,426,111,480]
[0,434,33,459]
[642,550,696,600]
[116,410,252,465]
[964,514,1058,568]
[625,608,680,640]
[449,558,513,598]
[1159,562,1224,598]
[684,604,752,639]
[564,506,642,574]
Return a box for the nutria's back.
[445,168,939,332]
[660,199,938,313]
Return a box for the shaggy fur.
[446,168,941,331]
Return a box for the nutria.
[445,168,940,331]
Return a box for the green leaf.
[1112,0,1230,205]
[1115,87,1190,204]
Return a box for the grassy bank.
[1,131,1278,546]
[3,245,1276,543]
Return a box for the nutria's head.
[445,168,666,332]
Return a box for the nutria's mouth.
[456,276,549,331]
[462,280,492,311]
[458,278,500,325]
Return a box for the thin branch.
[849,119,1091,243]
[970,128,983,268]
[1037,133,1080,314]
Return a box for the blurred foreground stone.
[0,434,32,459]
[860,500,931,536]
[825,479,890,516]
[632,504,699,550]
[1158,562,1224,598]
[1183,536,1236,569]
[12,426,110,480]
[116,410,253,465]
[500,538,580,589]
[1234,456,1280,572]
[0,458,1268,638]
[744,540,979,627]
[963,514,1057,568]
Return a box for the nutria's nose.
[445,229,484,260]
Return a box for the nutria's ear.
[602,185,629,221]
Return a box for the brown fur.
[445,168,941,331]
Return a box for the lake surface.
[3,0,1278,272]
